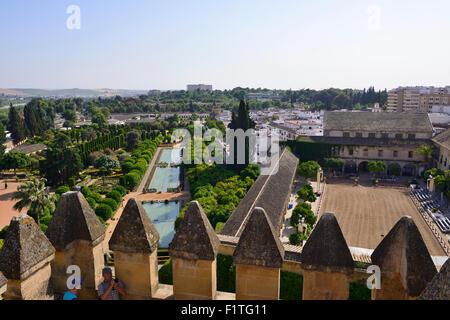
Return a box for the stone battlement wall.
[0,193,448,300]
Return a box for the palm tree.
[11,178,57,227]
[415,145,434,168]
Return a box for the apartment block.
[388,86,450,113]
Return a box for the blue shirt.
[63,291,78,300]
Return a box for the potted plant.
[354,178,358,185]
[375,179,379,187]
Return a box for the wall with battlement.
[0,193,448,300]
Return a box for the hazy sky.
[1,0,449,90]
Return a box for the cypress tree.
[8,105,26,145]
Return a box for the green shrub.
[56,186,70,196]
[0,239,3,250]
[215,222,224,233]
[107,190,122,204]
[68,177,77,188]
[103,198,118,211]
[40,224,48,233]
[0,225,9,239]
[90,192,103,203]
[289,232,302,245]
[86,197,97,209]
[349,282,371,300]
[158,259,173,285]
[217,254,235,293]
[113,185,127,196]
[125,172,141,190]
[95,204,113,221]
[40,215,52,226]
[81,186,91,198]
[280,271,303,300]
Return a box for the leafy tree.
[367,161,386,176]
[92,112,107,127]
[298,161,320,179]
[1,151,30,175]
[424,168,445,180]
[94,155,120,173]
[388,163,402,176]
[51,132,71,149]
[289,232,302,245]
[126,130,142,151]
[11,178,57,227]
[63,109,77,123]
[296,183,316,203]
[326,158,344,171]
[41,148,83,186]
[434,175,449,192]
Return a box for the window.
[408,151,413,158]
[395,133,403,139]
[381,133,389,139]
[393,150,398,158]
[408,134,415,139]
[378,150,383,157]
[356,132,363,138]
[369,133,376,138]
[363,149,369,157]
[343,132,350,137]
[348,148,354,156]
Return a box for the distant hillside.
[1,88,148,98]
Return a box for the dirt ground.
[0,182,20,229]
[319,183,446,256]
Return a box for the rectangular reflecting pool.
[142,201,180,248]
[159,148,182,165]
[149,167,180,192]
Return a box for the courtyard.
[318,182,446,256]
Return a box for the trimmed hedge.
[95,204,112,221]
[90,192,103,203]
[56,186,70,196]
[102,198,118,211]
[107,190,122,204]
[113,185,127,196]
[86,197,97,209]
[81,186,91,198]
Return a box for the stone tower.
[45,192,106,299]
[0,214,55,300]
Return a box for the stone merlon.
[169,201,220,261]
[419,257,450,300]
[233,207,284,268]
[371,216,437,297]
[0,214,55,280]
[45,192,105,251]
[301,212,354,274]
[109,198,160,253]
[0,272,6,288]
